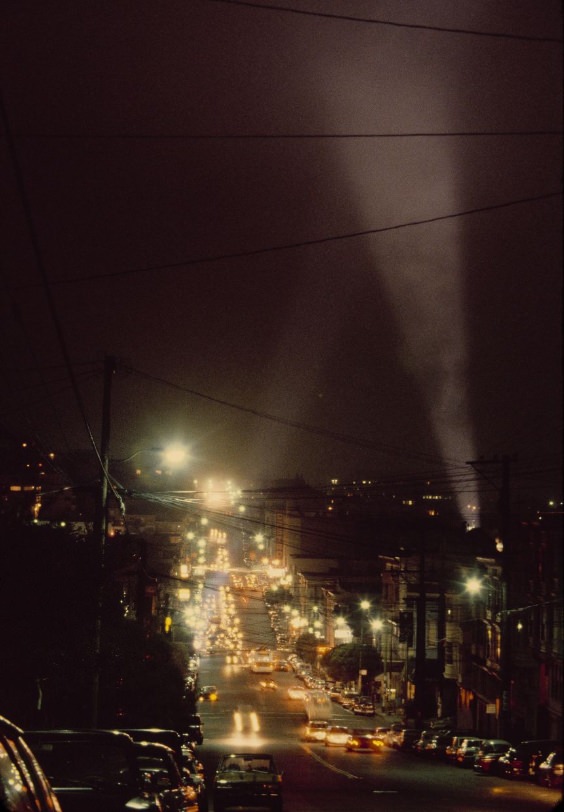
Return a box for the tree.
[295,633,318,665]
[321,643,383,686]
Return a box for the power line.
[206,0,563,43]
[14,191,560,289]
[11,129,562,139]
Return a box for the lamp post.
[357,600,371,694]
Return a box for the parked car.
[352,697,375,716]
[497,739,560,781]
[537,749,563,789]
[382,723,406,748]
[345,730,385,753]
[396,728,420,751]
[422,731,454,759]
[183,714,204,745]
[324,726,351,747]
[444,732,476,764]
[120,730,206,811]
[133,741,199,811]
[472,740,513,775]
[0,714,62,812]
[26,728,164,811]
[303,721,328,743]
[455,738,483,767]
[213,753,282,812]
[339,692,360,710]
[413,730,437,754]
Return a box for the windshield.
[31,741,134,789]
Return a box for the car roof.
[0,714,24,736]
[133,740,176,755]
[26,729,133,744]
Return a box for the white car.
[325,726,350,747]
[287,686,306,700]
[303,721,328,742]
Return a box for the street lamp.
[357,600,371,693]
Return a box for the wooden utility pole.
[90,355,116,727]
[467,455,512,740]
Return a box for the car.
[382,723,406,748]
[183,715,204,746]
[198,685,218,701]
[26,728,164,811]
[444,732,475,764]
[497,739,560,781]
[259,679,277,690]
[396,728,421,751]
[303,721,328,742]
[455,737,484,767]
[472,739,512,775]
[213,752,282,812]
[324,726,350,747]
[287,686,306,701]
[120,729,207,811]
[413,729,436,753]
[133,741,200,811]
[0,714,63,812]
[537,749,563,788]
[338,692,360,710]
[422,731,454,759]
[352,698,375,716]
[345,730,385,753]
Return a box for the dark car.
[472,739,513,775]
[121,729,207,811]
[444,732,475,764]
[413,729,437,754]
[455,737,483,767]
[213,753,282,812]
[422,731,454,759]
[0,715,62,812]
[352,697,375,717]
[26,728,163,811]
[497,739,560,781]
[396,728,421,751]
[537,749,563,789]
[133,741,199,812]
[183,715,204,746]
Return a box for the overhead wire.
[206,0,563,43]
[10,192,561,289]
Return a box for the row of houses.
[247,481,562,741]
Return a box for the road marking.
[301,744,361,779]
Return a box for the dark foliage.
[0,518,187,730]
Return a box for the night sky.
[1,1,562,517]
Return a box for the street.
[191,575,561,812]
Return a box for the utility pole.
[498,455,512,740]
[467,455,512,740]
[413,531,426,724]
[91,355,116,727]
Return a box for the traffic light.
[164,615,172,636]
[399,610,413,645]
